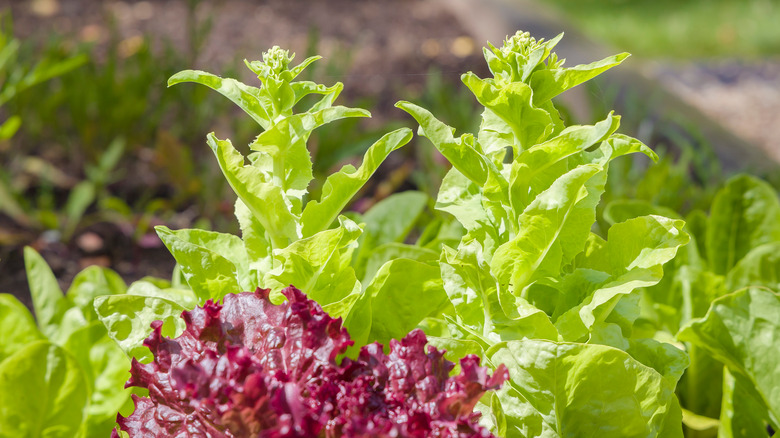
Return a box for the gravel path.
[653,60,780,163]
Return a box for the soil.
[1,0,489,308]
[8,0,490,118]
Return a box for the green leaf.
[156,226,244,303]
[718,367,774,437]
[425,335,485,366]
[164,227,250,290]
[65,266,127,322]
[725,242,780,292]
[435,168,501,256]
[124,280,197,310]
[289,80,341,109]
[264,216,362,306]
[208,133,300,248]
[352,191,429,279]
[626,338,689,387]
[606,215,689,277]
[0,341,89,438]
[288,55,322,81]
[486,340,683,438]
[509,113,620,213]
[461,74,553,152]
[24,247,78,341]
[361,191,429,247]
[491,163,602,294]
[678,287,780,428]
[441,240,559,345]
[0,294,43,363]
[0,115,20,140]
[250,106,369,196]
[554,216,689,341]
[62,322,130,436]
[234,198,273,279]
[603,199,682,225]
[680,408,719,435]
[63,181,95,238]
[360,258,448,346]
[603,133,659,163]
[301,128,412,237]
[168,70,272,129]
[360,242,438,286]
[477,108,515,157]
[677,342,725,426]
[94,294,187,363]
[529,53,630,104]
[395,101,499,187]
[706,175,780,275]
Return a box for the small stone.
[76,232,104,253]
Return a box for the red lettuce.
[114,286,508,437]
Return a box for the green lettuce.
[678,287,780,434]
[0,249,135,437]
[398,31,689,436]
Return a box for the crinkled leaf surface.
[508,113,619,213]
[115,288,506,438]
[491,163,602,294]
[94,294,187,363]
[484,340,683,438]
[358,258,448,346]
[156,226,245,303]
[208,133,300,247]
[461,74,553,152]
[555,216,688,342]
[250,106,369,196]
[264,216,362,307]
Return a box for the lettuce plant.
[606,174,780,435]
[0,248,132,437]
[114,285,508,437]
[392,32,695,436]
[0,248,200,437]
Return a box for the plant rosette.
[112,285,509,438]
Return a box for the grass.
[539,0,780,59]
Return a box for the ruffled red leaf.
[115,286,507,438]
